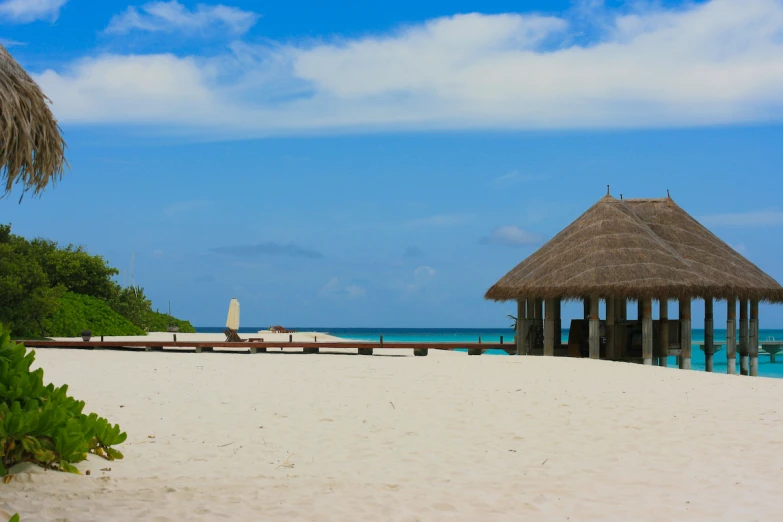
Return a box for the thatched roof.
[485,194,783,303]
[0,44,66,198]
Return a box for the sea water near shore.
[197,327,783,378]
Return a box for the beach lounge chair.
[224,328,245,342]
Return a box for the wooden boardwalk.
[14,339,514,356]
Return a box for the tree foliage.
[44,293,144,337]
[0,224,193,337]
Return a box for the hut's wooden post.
[679,299,692,370]
[642,297,653,365]
[704,298,714,373]
[554,298,562,352]
[516,299,526,356]
[657,299,669,367]
[606,298,616,360]
[739,299,749,376]
[535,298,544,350]
[750,299,759,377]
[614,298,627,360]
[726,298,737,375]
[544,299,555,356]
[589,295,600,359]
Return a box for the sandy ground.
[3,333,783,521]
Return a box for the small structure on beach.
[485,192,783,376]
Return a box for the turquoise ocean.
[196,327,783,379]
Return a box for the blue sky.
[3,0,783,328]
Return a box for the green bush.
[0,329,126,476]
[44,293,144,337]
[144,310,196,333]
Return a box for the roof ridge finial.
[667,189,671,198]
[607,185,610,196]
[620,193,623,200]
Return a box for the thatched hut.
[0,44,66,198]
[485,193,783,376]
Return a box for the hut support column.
[726,298,737,375]
[606,298,615,360]
[554,298,562,353]
[516,299,526,356]
[739,300,749,376]
[589,295,600,360]
[616,298,628,360]
[679,299,692,370]
[704,299,714,373]
[544,299,555,356]
[657,300,669,367]
[750,300,759,377]
[642,297,653,365]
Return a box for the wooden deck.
[13,339,514,355]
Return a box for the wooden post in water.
[469,335,483,356]
[642,297,653,365]
[544,299,555,356]
[726,298,737,375]
[516,299,526,355]
[589,295,600,359]
[657,299,669,367]
[606,298,615,360]
[704,298,714,373]
[750,299,759,376]
[679,298,692,369]
[739,299,749,375]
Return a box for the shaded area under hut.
[485,193,783,376]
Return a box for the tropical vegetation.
[0,224,195,338]
[0,329,126,476]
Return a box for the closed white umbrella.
[226,298,240,331]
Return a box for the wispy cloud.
[211,242,323,259]
[0,38,25,47]
[320,277,366,298]
[699,209,783,227]
[34,1,783,136]
[414,265,436,278]
[0,0,68,23]
[480,225,543,247]
[163,199,213,216]
[106,0,259,35]
[406,214,472,227]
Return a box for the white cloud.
[320,277,366,299]
[699,209,783,227]
[414,265,436,278]
[106,1,258,35]
[33,0,783,136]
[481,225,543,247]
[0,0,68,23]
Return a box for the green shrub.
[43,293,144,337]
[0,329,126,477]
[144,310,196,333]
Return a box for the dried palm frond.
[0,44,67,199]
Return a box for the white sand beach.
[3,333,783,521]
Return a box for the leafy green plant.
[0,328,126,477]
[144,310,196,333]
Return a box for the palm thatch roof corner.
[485,194,783,303]
[0,44,67,198]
